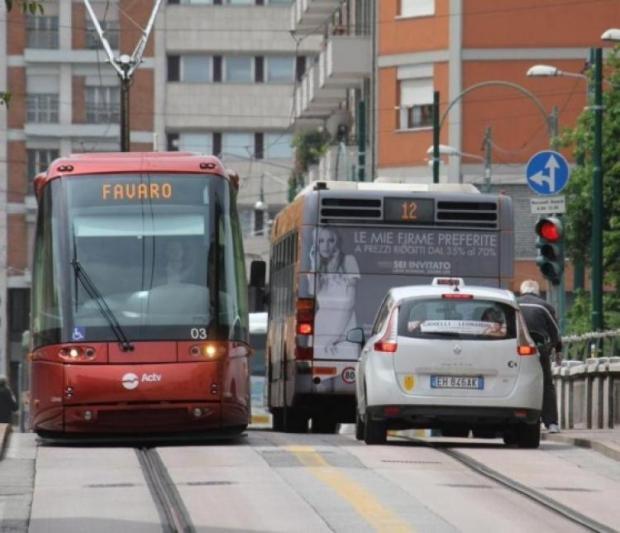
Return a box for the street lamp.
[426,141,493,192]
[526,64,587,80]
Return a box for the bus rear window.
[397,298,516,340]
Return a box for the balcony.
[319,35,371,89]
[291,0,342,33]
[294,63,346,121]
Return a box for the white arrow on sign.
[530,154,561,192]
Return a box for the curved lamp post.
[433,80,558,183]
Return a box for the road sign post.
[526,150,571,333]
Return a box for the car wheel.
[311,415,338,434]
[502,427,518,446]
[441,426,470,438]
[364,411,387,445]
[283,408,308,433]
[516,422,540,449]
[355,410,365,441]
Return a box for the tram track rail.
[396,436,615,533]
[136,447,195,533]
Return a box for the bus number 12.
[401,201,418,221]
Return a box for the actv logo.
[121,373,162,390]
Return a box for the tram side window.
[32,188,60,345]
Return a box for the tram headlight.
[189,342,228,360]
[58,346,97,362]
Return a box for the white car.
[349,278,543,448]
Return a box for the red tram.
[29,152,251,436]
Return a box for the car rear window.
[397,298,516,340]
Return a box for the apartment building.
[0,0,155,381]
[289,0,373,182]
[0,0,315,381]
[157,0,320,269]
[376,0,619,289]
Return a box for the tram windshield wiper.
[70,258,134,352]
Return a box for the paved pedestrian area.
[543,428,620,461]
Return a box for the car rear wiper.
[71,259,134,352]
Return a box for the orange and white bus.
[258,180,514,433]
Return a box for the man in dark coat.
[517,279,561,433]
[0,375,18,424]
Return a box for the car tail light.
[384,405,401,417]
[518,345,537,356]
[516,312,537,356]
[374,308,398,353]
[296,298,315,336]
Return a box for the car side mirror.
[346,327,365,345]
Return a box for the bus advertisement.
[264,181,513,433]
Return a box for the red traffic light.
[535,217,562,242]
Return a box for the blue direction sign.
[526,150,570,196]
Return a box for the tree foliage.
[561,45,620,330]
[288,129,330,200]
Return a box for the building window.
[399,78,433,130]
[399,0,434,17]
[26,94,59,123]
[85,86,120,124]
[225,56,253,83]
[265,133,293,159]
[26,15,59,49]
[223,132,254,158]
[178,132,213,153]
[86,18,120,50]
[27,149,59,194]
[182,55,212,82]
[267,57,295,83]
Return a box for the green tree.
[1,1,45,106]
[561,45,620,331]
[288,129,330,200]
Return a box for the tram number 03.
[190,328,208,340]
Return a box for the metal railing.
[561,330,620,361]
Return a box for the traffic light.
[535,216,564,285]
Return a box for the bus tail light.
[296,298,315,336]
[295,346,313,360]
[374,308,398,354]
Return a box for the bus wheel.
[283,408,308,433]
[311,415,338,434]
[272,408,284,432]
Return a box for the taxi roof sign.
[432,277,465,287]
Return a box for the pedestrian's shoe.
[547,423,560,434]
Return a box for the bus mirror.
[250,260,266,289]
[346,327,365,346]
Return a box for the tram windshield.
[31,173,248,347]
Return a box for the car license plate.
[430,375,484,390]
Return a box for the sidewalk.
[542,428,620,462]
[0,423,10,458]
